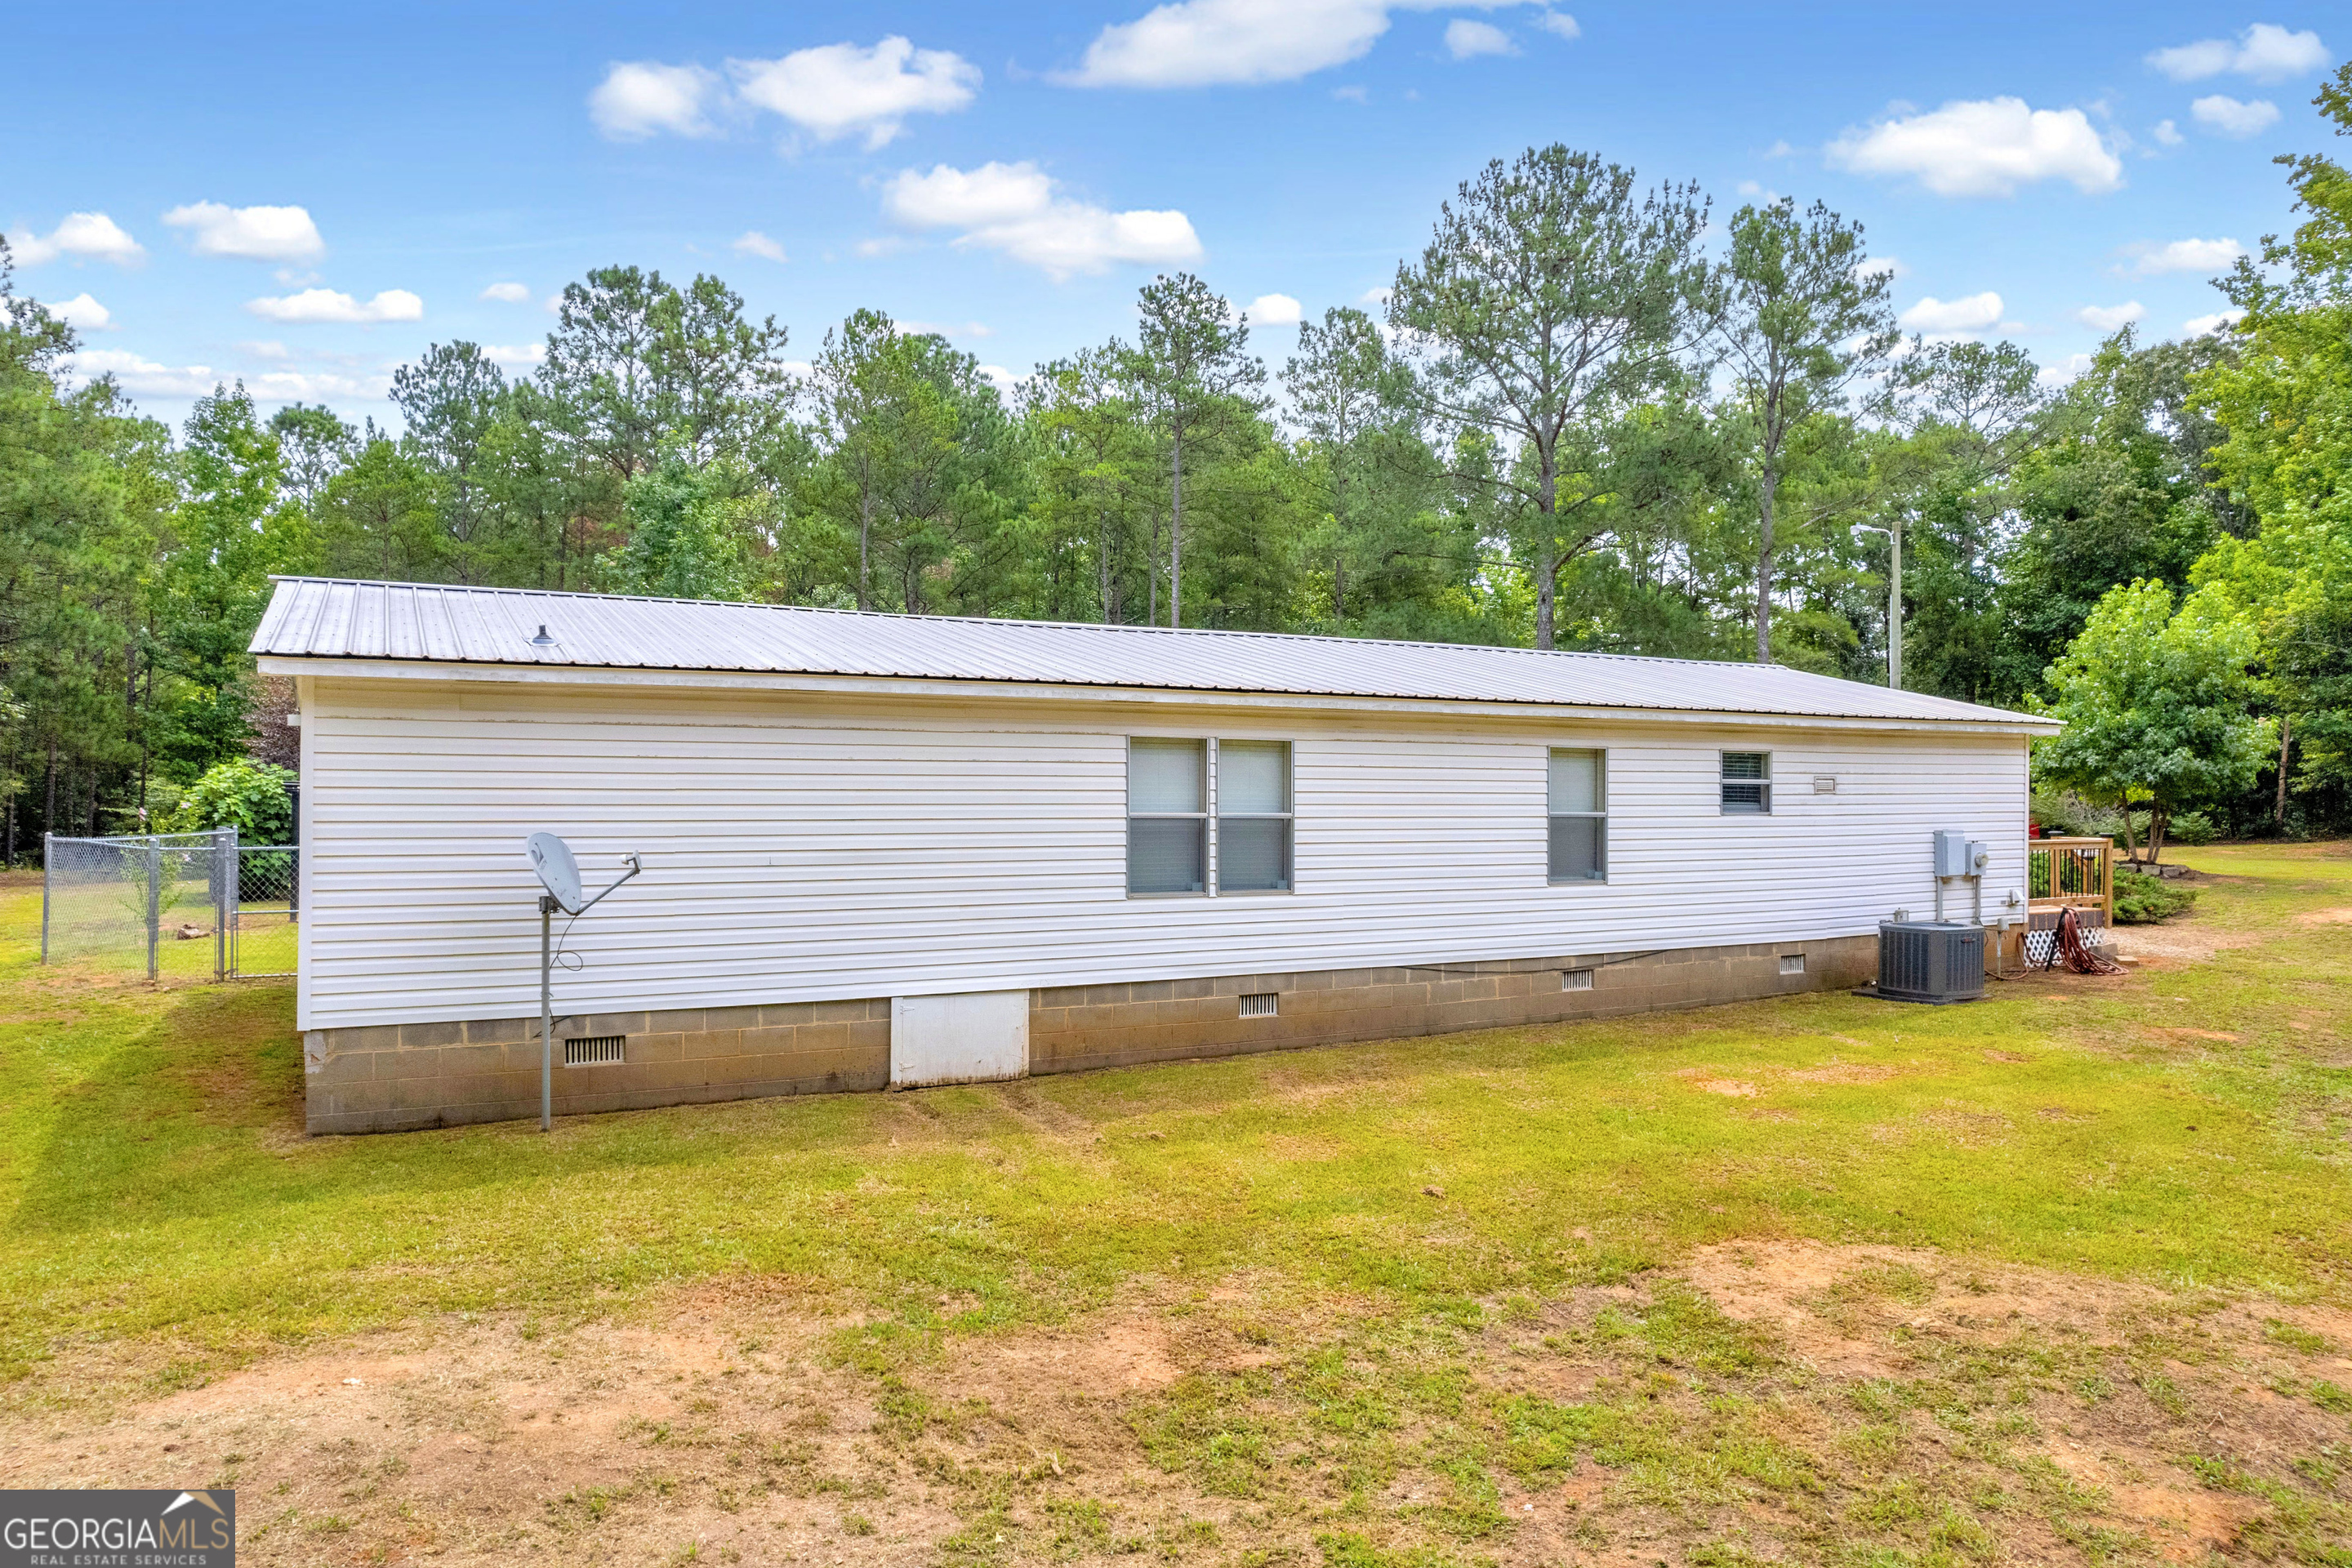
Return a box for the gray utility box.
[1877,921,1985,1004]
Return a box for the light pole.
[1857,519,1903,689]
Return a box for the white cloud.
[1332,83,1370,102]
[240,340,291,359]
[1826,97,2122,197]
[1854,256,1909,281]
[2147,23,2328,82]
[1445,18,1515,57]
[479,281,532,303]
[1898,292,2004,333]
[1535,11,1579,38]
[5,212,145,267]
[163,203,325,262]
[483,343,547,368]
[1062,0,1544,88]
[1243,292,1303,326]
[2191,94,2280,137]
[244,367,395,402]
[2123,236,2245,274]
[2184,308,2247,336]
[246,287,424,324]
[2074,301,2144,332]
[589,61,724,140]
[729,38,978,149]
[732,230,788,262]
[2151,118,2183,146]
[977,364,1021,393]
[2038,352,2094,389]
[1359,285,1392,305]
[70,348,220,397]
[881,161,1201,280]
[39,293,114,331]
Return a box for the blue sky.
[4,2,2339,430]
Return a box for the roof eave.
[258,653,2063,736]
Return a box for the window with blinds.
[1216,740,1292,893]
[1548,748,1606,882]
[1721,751,1772,814]
[1128,738,1207,893]
[1128,738,1295,895]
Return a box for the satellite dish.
[526,831,584,913]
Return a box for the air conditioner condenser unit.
[1876,920,1985,1004]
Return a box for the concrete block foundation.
[304,934,1876,1134]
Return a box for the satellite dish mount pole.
[523,831,642,1136]
[540,890,557,1134]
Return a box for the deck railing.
[2027,835,2114,924]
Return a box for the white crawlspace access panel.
[890,990,1030,1088]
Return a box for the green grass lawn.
[2,845,2350,1565]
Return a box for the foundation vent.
[564,1035,627,1067]
[1779,954,1806,975]
[1238,992,1279,1018]
[1561,969,1594,991]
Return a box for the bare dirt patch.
[2297,906,2352,927]
[2114,919,2263,965]
[5,1244,2349,1565]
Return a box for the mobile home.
[252,577,2056,1134]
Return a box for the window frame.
[1213,737,1295,896]
[1720,751,1773,815]
[1546,746,1609,884]
[1125,737,1209,897]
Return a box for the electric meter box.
[1932,829,1973,878]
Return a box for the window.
[1779,954,1806,975]
[1128,738,1294,895]
[1129,738,1207,893]
[1548,748,1606,882]
[1217,740,1293,893]
[1721,751,1772,814]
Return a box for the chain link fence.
[232,843,300,978]
[41,831,298,981]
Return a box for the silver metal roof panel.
[252,577,2049,728]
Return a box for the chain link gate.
[230,843,300,978]
[41,831,298,980]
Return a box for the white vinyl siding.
[291,679,2030,1031]
[1547,748,1606,882]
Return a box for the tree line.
[4,90,2349,857]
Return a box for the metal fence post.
[39,832,51,964]
[145,836,161,982]
[217,827,235,982]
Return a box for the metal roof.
[252,577,2051,728]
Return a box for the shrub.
[172,759,295,844]
[2113,867,2196,924]
[2167,809,2218,845]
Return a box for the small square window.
[1722,752,1772,814]
[1779,954,1806,975]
